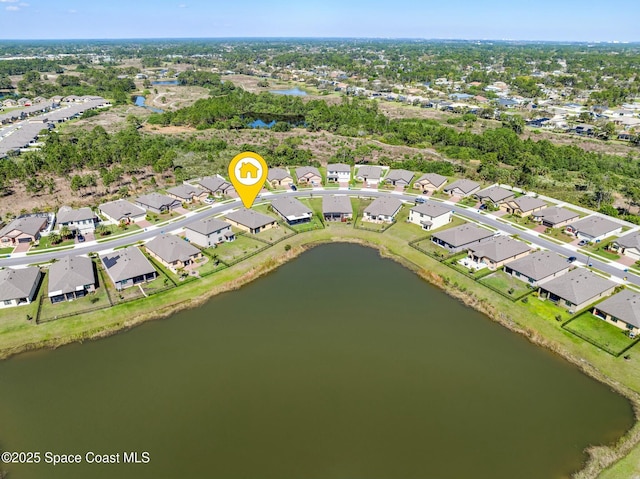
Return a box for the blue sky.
[0,0,638,42]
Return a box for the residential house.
[413,173,448,194]
[503,250,571,287]
[295,166,322,186]
[565,216,622,243]
[474,186,515,208]
[531,207,580,229]
[363,197,402,223]
[467,236,531,271]
[592,290,640,335]
[610,231,640,261]
[267,168,294,188]
[538,269,615,312]
[196,175,235,197]
[503,196,547,217]
[56,206,97,233]
[100,246,157,290]
[145,234,203,273]
[99,199,146,225]
[0,216,48,246]
[443,179,481,197]
[355,165,384,186]
[184,218,235,248]
[431,223,495,253]
[47,255,96,303]
[384,169,414,189]
[408,202,452,231]
[0,266,41,308]
[326,163,351,183]
[322,196,353,221]
[225,208,277,234]
[135,193,182,214]
[270,197,313,225]
[166,184,208,204]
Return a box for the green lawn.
[254,224,295,243]
[0,247,14,254]
[32,235,75,250]
[541,227,576,243]
[206,235,267,263]
[479,270,533,298]
[521,294,573,322]
[411,237,452,260]
[38,280,111,322]
[581,238,621,261]
[504,214,539,229]
[564,312,637,355]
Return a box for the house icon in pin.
[239,161,260,179]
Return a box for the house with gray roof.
[185,218,234,247]
[322,196,352,221]
[611,231,640,261]
[225,208,277,234]
[467,236,531,271]
[271,197,313,225]
[413,173,448,194]
[56,206,97,233]
[538,269,616,312]
[166,184,208,204]
[0,216,48,246]
[267,168,293,188]
[592,290,640,335]
[443,179,481,197]
[384,169,414,188]
[565,216,622,243]
[504,250,571,287]
[355,165,384,185]
[503,196,547,217]
[326,163,351,183]
[99,199,146,225]
[100,246,157,290]
[145,234,203,273]
[474,186,515,207]
[431,223,494,253]
[363,197,402,223]
[196,175,234,197]
[531,207,580,228]
[135,193,182,214]
[295,166,322,185]
[47,255,96,303]
[0,267,42,308]
[409,202,452,231]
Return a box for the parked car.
[290,184,297,191]
[77,234,85,243]
[578,239,588,246]
[204,197,215,204]
[415,197,426,205]
[567,256,577,263]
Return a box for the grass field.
[564,312,637,355]
[207,235,267,263]
[479,270,533,298]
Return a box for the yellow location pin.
[228,151,268,208]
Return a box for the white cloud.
[5,5,19,10]
[0,0,19,3]
[19,2,29,6]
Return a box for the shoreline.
[0,234,639,478]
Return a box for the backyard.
[563,312,637,355]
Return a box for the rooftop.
[595,290,640,328]
[225,208,277,229]
[145,234,201,264]
[57,206,96,224]
[385,169,414,184]
[533,207,580,225]
[0,216,47,238]
[508,195,547,212]
[432,223,494,247]
[48,255,95,296]
[185,217,231,236]
[568,216,621,238]
[475,186,515,204]
[444,179,480,194]
[468,236,531,263]
[410,202,451,218]
[267,167,291,181]
[326,163,351,173]
[271,197,313,219]
[166,184,206,199]
[364,196,402,217]
[135,192,181,210]
[540,269,614,306]
[322,195,352,215]
[504,250,570,281]
[356,165,383,180]
[100,247,156,283]
[99,199,146,221]
[0,267,40,302]
[414,173,447,188]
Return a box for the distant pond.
[134,95,164,113]
[270,87,308,96]
[151,80,179,85]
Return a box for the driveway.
[13,242,31,253]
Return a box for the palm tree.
[48,232,61,245]
[59,225,72,239]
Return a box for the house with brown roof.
[0,216,48,246]
[538,269,616,312]
[413,173,448,194]
[166,184,208,204]
[592,290,640,335]
[466,236,531,271]
[0,267,42,308]
[503,250,571,287]
[610,231,640,261]
[145,234,203,273]
[295,166,322,185]
[503,196,547,217]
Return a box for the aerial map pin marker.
[228,151,268,209]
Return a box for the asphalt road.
[1,188,637,288]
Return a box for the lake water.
[0,244,632,479]
[151,80,179,85]
[133,95,163,113]
[249,118,277,128]
[270,87,308,96]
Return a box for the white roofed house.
[326,163,351,184]
[47,255,96,303]
[413,173,447,194]
[363,197,402,223]
[98,199,146,225]
[0,267,42,308]
[165,184,208,204]
[184,218,235,248]
[144,234,203,273]
[270,197,313,225]
[56,206,97,233]
[565,216,622,243]
[408,202,452,231]
[384,169,414,189]
[295,166,322,186]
